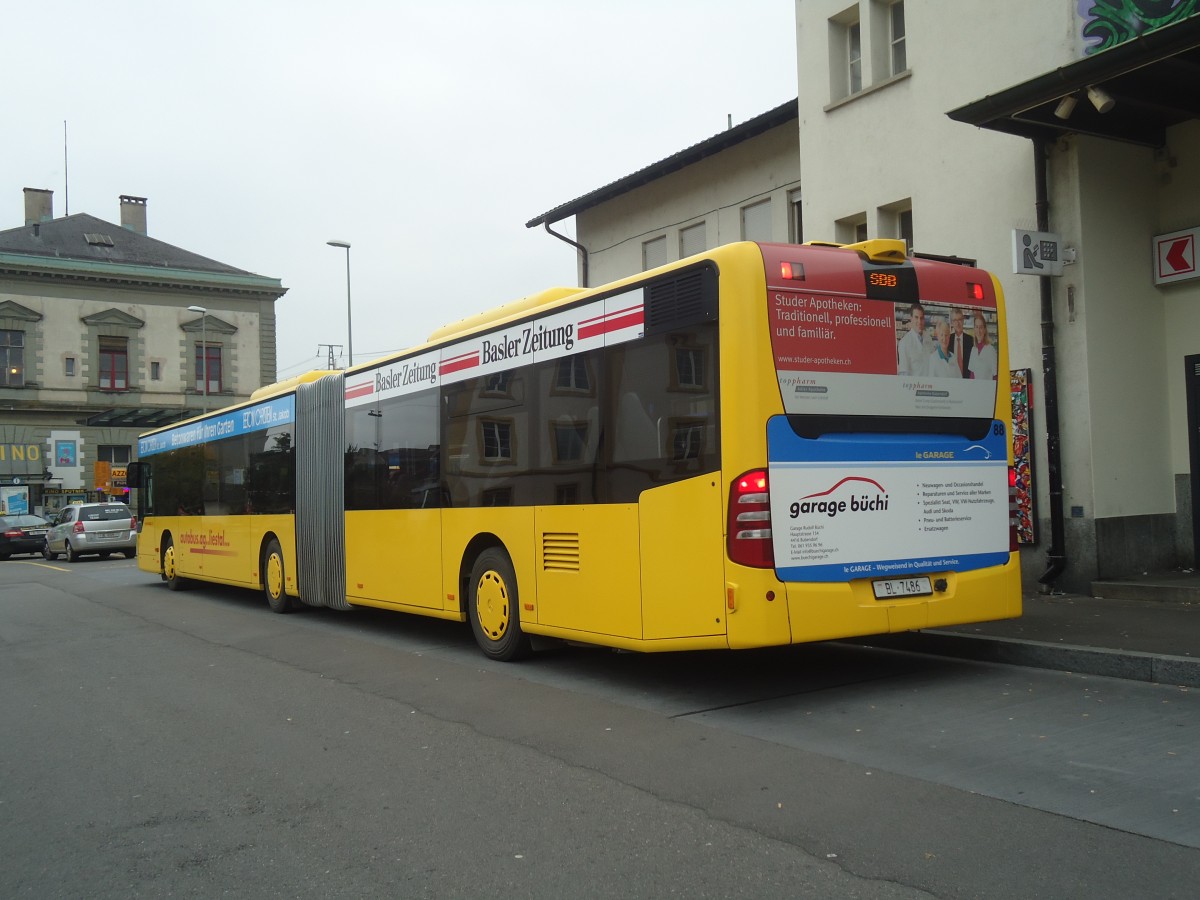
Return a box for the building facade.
[528,3,1200,593]
[0,189,287,517]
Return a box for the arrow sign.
[1155,227,1199,285]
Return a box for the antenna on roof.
[63,120,69,216]
[727,113,732,130]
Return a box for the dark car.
[0,514,52,560]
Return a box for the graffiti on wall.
[1010,369,1037,545]
[1079,1,1199,53]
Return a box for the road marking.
[11,560,71,572]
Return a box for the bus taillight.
[780,261,805,281]
[728,469,774,568]
[1008,466,1019,552]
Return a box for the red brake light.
[72,521,85,534]
[727,469,775,568]
[4,529,21,538]
[969,282,985,301]
[130,516,137,531]
[780,261,805,281]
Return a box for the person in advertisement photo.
[969,309,999,381]
[950,307,975,377]
[896,302,931,376]
[927,316,962,379]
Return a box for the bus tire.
[468,547,531,661]
[262,538,293,613]
[162,537,188,591]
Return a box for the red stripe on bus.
[577,306,644,340]
[440,352,480,375]
[344,382,374,399]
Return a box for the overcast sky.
[3,1,797,379]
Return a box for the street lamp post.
[187,305,208,412]
[327,240,352,367]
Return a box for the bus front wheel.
[163,537,188,591]
[262,538,294,613]
[468,547,531,661]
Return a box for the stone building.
[0,188,286,517]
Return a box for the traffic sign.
[1154,227,1198,285]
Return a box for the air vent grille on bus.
[542,532,581,572]
[643,264,718,335]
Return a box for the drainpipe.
[543,221,589,288]
[1033,139,1067,586]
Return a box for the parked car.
[44,502,137,562]
[0,514,51,560]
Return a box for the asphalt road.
[2,555,1198,898]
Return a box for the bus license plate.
[872,576,932,600]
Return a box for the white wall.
[1074,138,1174,518]
[578,123,801,287]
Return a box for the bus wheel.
[262,539,293,614]
[163,537,188,591]
[468,547,531,661]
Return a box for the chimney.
[23,187,53,225]
[120,195,148,234]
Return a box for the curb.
[842,631,1200,688]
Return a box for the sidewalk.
[847,575,1200,687]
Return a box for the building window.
[680,222,706,258]
[554,356,591,393]
[99,337,129,390]
[551,422,589,464]
[65,357,76,377]
[480,419,513,462]
[741,200,772,242]
[1,330,25,386]
[789,190,804,243]
[195,343,222,393]
[150,361,161,381]
[671,420,706,461]
[643,235,667,270]
[673,346,706,391]
[828,5,863,101]
[848,20,863,93]
[889,1,906,75]
[480,487,512,507]
[482,371,513,397]
[879,199,914,252]
[836,213,868,244]
[98,445,131,465]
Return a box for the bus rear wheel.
[468,547,531,661]
[262,538,294,613]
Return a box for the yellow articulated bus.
[130,240,1020,660]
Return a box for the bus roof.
[426,286,585,345]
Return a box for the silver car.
[44,502,137,562]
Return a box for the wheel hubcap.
[164,546,176,579]
[475,570,510,641]
[266,553,283,599]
